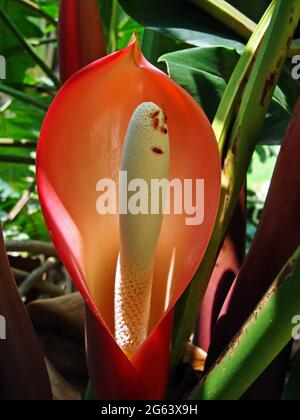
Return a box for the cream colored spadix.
[114,102,170,358]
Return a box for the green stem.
[108,0,118,53]
[8,82,55,96]
[171,0,300,370]
[0,8,59,87]
[10,0,57,27]
[190,246,300,400]
[215,0,275,156]
[30,37,57,47]
[0,155,35,165]
[189,0,256,41]
[0,83,49,111]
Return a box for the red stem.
[58,0,106,84]
[195,188,246,352]
[0,225,52,399]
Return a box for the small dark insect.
[152,147,164,155]
[153,118,160,129]
[162,109,168,124]
[151,110,160,118]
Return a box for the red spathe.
[37,38,221,399]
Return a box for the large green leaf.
[118,0,272,50]
[118,0,245,50]
[160,46,299,145]
[0,99,47,141]
[34,0,59,18]
[0,0,46,83]
[161,46,240,121]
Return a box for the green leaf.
[118,0,274,48]
[160,46,299,145]
[190,245,300,400]
[160,46,240,121]
[118,0,245,50]
[0,0,46,83]
[33,0,59,19]
[0,99,46,141]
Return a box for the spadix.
[115,102,170,358]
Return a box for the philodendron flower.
[36,37,221,400]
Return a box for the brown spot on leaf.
[232,137,238,157]
[261,72,276,106]
[276,57,283,70]
[277,259,296,286]
[160,127,168,135]
[287,36,293,48]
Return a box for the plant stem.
[5,240,57,257]
[189,0,299,57]
[7,180,36,221]
[19,257,59,296]
[108,0,118,53]
[0,83,49,111]
[190,246,300,400]
[12,268,28,279]
[0,155,35,165]
[30,37,57,47]
[171,0,300,370]
[215,0,275,156]
[0,7,59,87]
[10,0,57,27]
[189,0,256,41]
[9,82,56,95]
[34,280,65,297]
